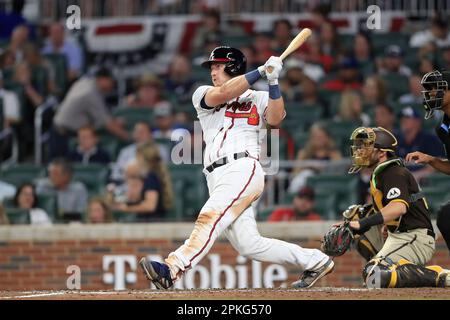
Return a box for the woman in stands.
[112,142,173,222]
[14,183,52,225]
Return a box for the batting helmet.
[201,46,247,77]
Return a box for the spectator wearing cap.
[126,74,172,110]
[378,45,412,77]
[321,56,362,92]
[41,22,84,82]
[268,186,322,222]
[410,17,450,48]
[397,106,445,180]
[50,68,130,159]
[152,104,178,139]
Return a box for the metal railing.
[20,0,450,20]
[34,97,58,165]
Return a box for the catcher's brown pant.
[374,228,435,266]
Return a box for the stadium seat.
[314,192,338,220]
[37,193,58,223]
[423,174,450,189]
[112,210,141,223]
[5,208,30,225]
[72,164,109,195]
[323,120,361,156]
[283,104,322,131]
[421,187,450,217]
[257,206,276,221]
[339,34,355,51]
[31,65,49,97]
[168,164,207,220]
[0,164,46,187]
[222,35,252,48]
[43,53,68,96]
[372,32,410,56]
[306,174,359,215]
[381,73,409,101]
[112,107,154,131]
[291,131,310,151]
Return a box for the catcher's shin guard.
[363,259,447,288]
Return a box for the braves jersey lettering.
[193,85,269,167]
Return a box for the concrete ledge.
[0,221,439,241]
[0,221,338,241]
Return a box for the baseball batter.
[139,46,333,289]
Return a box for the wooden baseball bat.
[266,28,312,73]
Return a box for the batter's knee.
[235,236,267,259]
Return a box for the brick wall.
[0,223,448,291]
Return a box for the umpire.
[406,70,450,253]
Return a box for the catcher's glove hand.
[321,222,355,257]
[342,204,374,221]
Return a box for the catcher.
[322,126,450,288]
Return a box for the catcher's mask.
[348,127,397,174]
[420,70,450,119]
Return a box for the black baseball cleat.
[292,259,335,289]
[139,257,174,290]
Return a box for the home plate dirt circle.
[0,287,449,300]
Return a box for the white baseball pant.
[165,157,329,281]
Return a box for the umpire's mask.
[420,70,449,119]
[349,127,397,174]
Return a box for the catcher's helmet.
[420,70,450,119]
[201,46,247,77]
[349,127,398,174]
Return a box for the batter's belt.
[205,151,249,173]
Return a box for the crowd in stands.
[1,4,450,225]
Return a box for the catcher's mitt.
[321,222,354,257]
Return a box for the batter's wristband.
[245,69,262,85]
[269,84,281,100]
[357,212,384,234]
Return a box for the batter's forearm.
[219,75,251,99]
[429,157,450,175]
[266,97,285,126]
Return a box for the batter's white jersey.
[164,84,330,282]
[192,85,271,168]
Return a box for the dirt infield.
[0,287,449,300]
